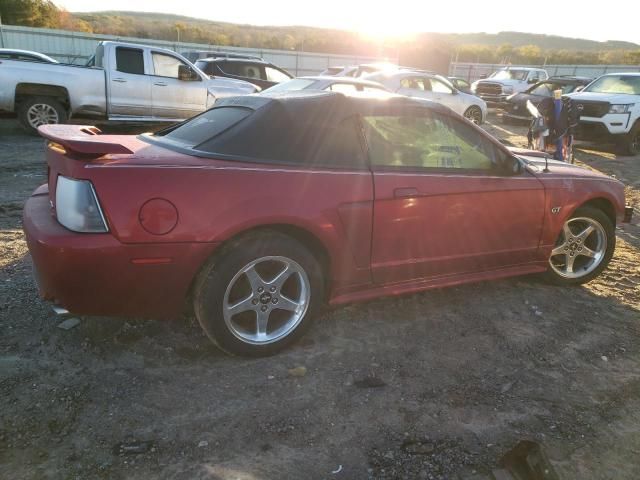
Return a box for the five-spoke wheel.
[194,231,323,356]
[546,207,615,285]
[223,256,310,345]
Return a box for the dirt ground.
[1,113,639,480]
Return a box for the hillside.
[1,1,639,66]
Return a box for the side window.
[152,52,186,78]
[311,117,366,168]
[400,77,429,91]
[115,47,145,75]
[362,114,498,171]
[431,78,453,94]
[265,66,291,83]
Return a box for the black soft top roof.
[147,91,485,169]
[214,90,449,116]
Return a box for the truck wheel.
[619,124,640,156]
[17,97,68,135]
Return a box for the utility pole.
[0,14,5,48]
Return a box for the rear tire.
[17,96,67,135]
[193,230,324,356]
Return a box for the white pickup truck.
[0,41,258,133]
[471,67,549,106]
[568,73,640,156]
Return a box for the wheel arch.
[184,223,332,317]
[577,197,616,227]
[15,83,70,110]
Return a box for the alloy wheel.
[26,103,59,128]
[549,217,607,279]
[464,106,482,125]
[223,256,310,345]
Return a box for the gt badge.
[551,206,562,214]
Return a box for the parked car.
[0,48,58,63]
[0,41,258,133]
[568,73,640,155]
[195,57,293,90]
[503,76,592,122]
[365,70,488,124]
[447,76,472,94]
[261,76,389,94]
[24,91,632,356]
[319,63,398,78]
[472,67,549,106]
[318,66,358,77]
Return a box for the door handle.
[154,82,168,87]
[112,78,127,83]
[394,187,418,198]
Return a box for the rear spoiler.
[37,124,134,156]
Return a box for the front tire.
[193,231,324,356]
[464,105,483,125]
[17,96,68,135]
[619,124,640,156]
[544,207,615,285]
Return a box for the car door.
[364,109,545,284]
[107,46,152,117]
[150,51,206,119]
[428,77,464,114]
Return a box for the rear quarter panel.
[83,158,375,292]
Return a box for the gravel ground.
[0,114,639,480]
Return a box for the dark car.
[503,76,592,122]
[448,76,472,94]
[195,57,293,90]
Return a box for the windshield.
[261,78,316,93]
[490,69,528,81]
[584,75,640,95]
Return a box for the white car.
[365,70,488,124]
[568,73,640,155]
[472,67,549,106]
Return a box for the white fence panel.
[0,24,390,76]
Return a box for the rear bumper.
[23,188,217,319]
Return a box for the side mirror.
[178,65,199,81]
[574,86,585,92]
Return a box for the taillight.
[55,176,108,233]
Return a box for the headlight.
[55,176,108,233]
[502,86,513,94]
[608,104,634,114]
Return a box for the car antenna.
[543,154,550,172]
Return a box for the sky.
[53,0,640,44]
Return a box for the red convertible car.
[24,91,633,356]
